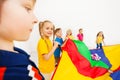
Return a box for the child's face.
[99,32,103,36]
[56,29,62,37]
[68,30,72,35]
[0,0,37,41]
[79,29,83,33]
[42,22,54,38]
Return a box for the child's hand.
[65,37,68,40]
[55,41,60,45]
[102,40,106,46]
[53,41,59,48]
[108,70,113,73]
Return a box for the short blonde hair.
[66,29,72,35]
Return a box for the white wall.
[14,0,120,65]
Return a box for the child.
[96,31,105,49]
[54,28,63,66]
[0,0,44,80]
[37,20,58,80]
[77,28,84,41]
[65,29,74,40]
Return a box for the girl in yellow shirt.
[96,31,105,49]
[37,20,58,80]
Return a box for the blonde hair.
[39,20,55,50]
[66,29,72,36]
[39,20,55,39]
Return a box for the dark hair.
[54,28,61,35]
[53,28,61,42]
[79,28,83,32]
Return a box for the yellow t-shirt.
[68,35,74,40]
[37,38,55,73]
[96,36,103,44]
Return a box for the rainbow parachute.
[52,39,120,80]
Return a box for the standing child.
[77,28,84,41]
[65,29,74,40]
[37,20,58,80]
[54,28,63,67]
[0,0,44,80]
[96,31,105,49]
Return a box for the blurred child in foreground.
[0,0,44,80]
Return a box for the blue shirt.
[54,37,63,57]
[0,47,44,80]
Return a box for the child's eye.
[25,7,32,12]
[51,28,53,30]
[46,27,49,30]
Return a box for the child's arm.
[61,38,68,47]
[42,42,59,60]
[102,39,106,46]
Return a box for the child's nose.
[33,16,38,24]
